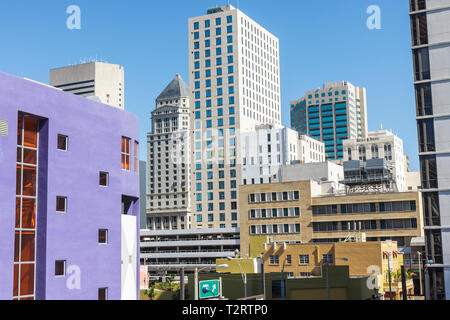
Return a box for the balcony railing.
[141,249,237,254]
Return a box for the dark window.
[56,196,67,213]
[98,288,108,300]
[415,83,433,116]
[99,229,108,244]
[420,155,438,189]
[271,280,284,299]
[411,13,428,46]
[413,47,430,81]
[422,193,441,227]
[57,134,68,151]
[99,172,109,187]
[410,0,426,12]
[55,260,66,276]
[286,255,292,264]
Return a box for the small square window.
[99,229,108,244]
[99,172,109,187]
[98,288,108,300]
[57,134,68,151]
[56,196,67,213]
[55,260,66,277]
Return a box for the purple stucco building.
[0,71,140,300]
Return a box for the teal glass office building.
[290,81,368,160]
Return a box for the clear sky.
[0,0,419,170]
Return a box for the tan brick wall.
[263,241,399,278]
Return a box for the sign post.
[199,279,221,299]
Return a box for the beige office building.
[189,5,281,228]
[239,180,424,261]
[50,61,125,109]
[147,74,192,231]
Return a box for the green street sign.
[199,280,220,299]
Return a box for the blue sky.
[0,0,418,170]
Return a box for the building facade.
[343,130,409,192]
[0,71,140,300]
[290,81,368,160]
[263,240,414,300]
[240,125,299,185]
[298,134,326,164]
[189,5,282,229]
[147,74,192,231]
[273,162,344,186]
[239,180,424,259]
[50,62,125,109]
[140,227,240,275]
[140,160,147,229]
[409,0,450,300]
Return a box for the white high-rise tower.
[188,5,281,229]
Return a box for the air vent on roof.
[0,120,8,136]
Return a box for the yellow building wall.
[263,241,400,279]
[249,236,270,258]
[216,258,256,274]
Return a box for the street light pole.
[388,254,393,301]
[194,267,199,301]
[244,273,247,298]
[417,252,423,296]
[325,257,347,301]
[261,259,266,300]
[326,262,330,301]
[226,257,247,298]
[180,268,185,301]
